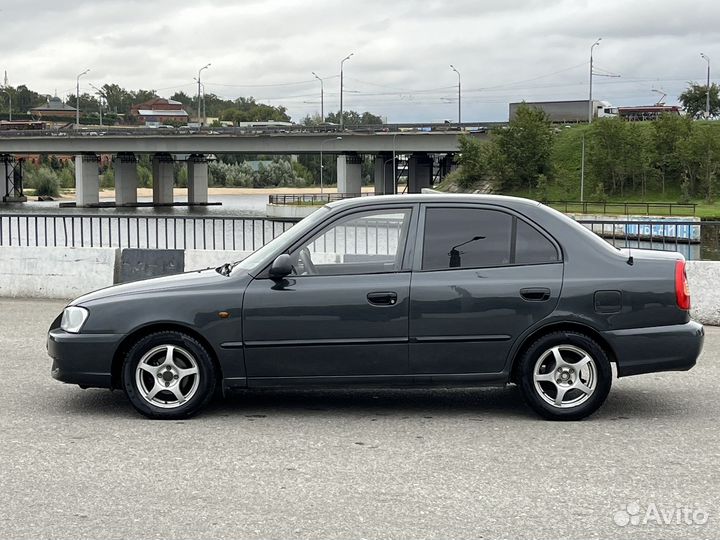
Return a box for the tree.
[489,103,554,193]
[679,82,720,119]
[652,113,693,194]
[678,124,720,201]
[101,83,133,115]
[587,117,632,197]
[325,110,383,126]
[453,133,488,188]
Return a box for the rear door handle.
[367,291,398,306]
[520,287,551,302]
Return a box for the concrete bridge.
[0,129,486,206]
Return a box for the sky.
[1,0,718,123]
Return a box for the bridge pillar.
[439,153,456,179]
[408,153,433,193]
[115,153,138,206]
[152,153,174,205]
[337,153,362,196]
[0,156,10,201]
[75,154,100,206]
[187,154,208,204]
[374,153,395,195]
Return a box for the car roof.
[326,193,542,211]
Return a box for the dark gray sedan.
[47,194,704,420]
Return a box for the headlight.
[60,306,89,333]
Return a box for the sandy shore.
[50,186,376,200]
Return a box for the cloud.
[1,0,719,122]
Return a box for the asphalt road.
[0,298,718,540]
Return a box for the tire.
[122,331,217,419]
[517,331,611,421]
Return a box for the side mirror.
[269,253,293,278]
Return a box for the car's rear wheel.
[122,331,216,419]
[518,331,611,420]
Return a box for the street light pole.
[76,68,90,129]
[197,63,211,126]
[588,38,601,123]
[320,136,342,195]
[339,53,353,130]
[312,72,324,122]
[450,64,461,127]
[701,53,711,118]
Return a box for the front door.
[409,205,563,377]
[243,206,415,385]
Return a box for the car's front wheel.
[518,331,611,420]
[122,331,217,419]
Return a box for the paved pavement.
[0,298,718,540]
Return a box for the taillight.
[675,260,691,310]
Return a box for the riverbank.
[41,186,377,200]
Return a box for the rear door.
[409,204,563,377]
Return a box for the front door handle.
[520,287,551,302]
[367,291,398,306]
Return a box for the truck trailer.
[509,100,618,123]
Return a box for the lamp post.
[450,64,461,127]
[320,136,342,195]
[588,38,601,123]
[701,53,711,118]
[75,68,90,129]
[197,63,211,126]
[89,83,105,127]
[194,79,206,124]
[339,53,353,129]
[312,71,324,122]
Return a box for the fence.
[0,213,294,251]
[547,201,697,216]
[268,193,372,205]
[2,213,720,261]
[575,219,720,261]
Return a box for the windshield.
[231,206,331,275]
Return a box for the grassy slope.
[499,123,720,218]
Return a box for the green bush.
[100,165,115,188]
[32,167,60,197]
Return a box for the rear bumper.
[47,329,123,388]
[604,321,704,377]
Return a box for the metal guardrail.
[546,200,697,216]
[268,193,372,205]
[0,213,294,251]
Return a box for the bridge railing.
[545,200,697,216]
[0,213,294,251]
[268,193,372,205]
[0,122,502,138]
[2,213,719,261]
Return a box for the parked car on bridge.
[47,194,704,420]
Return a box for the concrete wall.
[0,246,118,299]
[687,261,720,326]
[266,204,318,220]
[1,246,719,328]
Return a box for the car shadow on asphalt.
[53,384,697,422]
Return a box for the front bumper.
[47,329,124,388]
[604,320,704,377]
